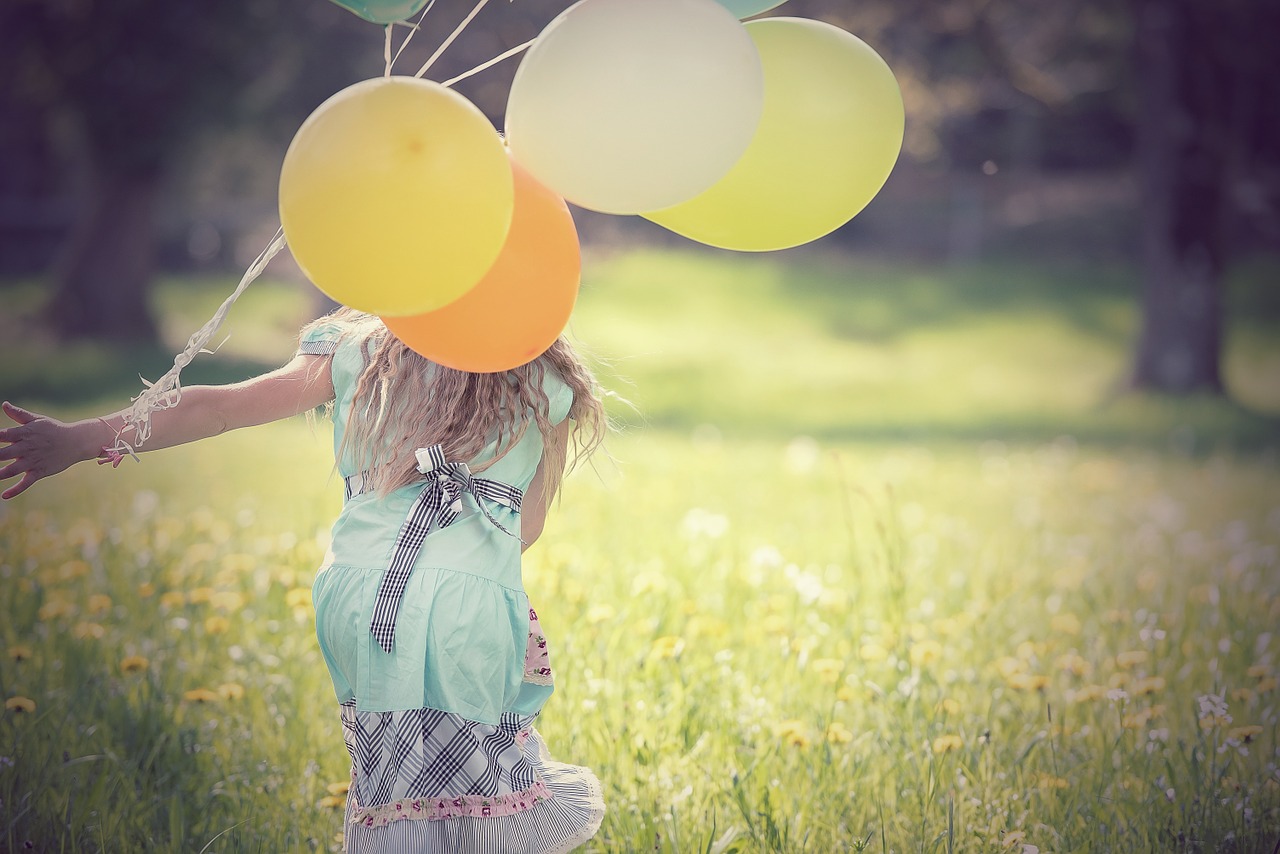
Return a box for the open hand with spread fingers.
[0,401,103,500]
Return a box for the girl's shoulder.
[537,362,574,425]
[298,320,345,355]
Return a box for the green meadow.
[1,247,1278,851]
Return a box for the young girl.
[0,308,608,853]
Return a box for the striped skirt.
[339,707,604,853]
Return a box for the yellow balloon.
[280,77,513,315]
[644,18,904,251]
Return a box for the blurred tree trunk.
[1130,0,1227,394]
[46,162,160,343]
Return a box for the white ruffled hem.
[341,731,605,854]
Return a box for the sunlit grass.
[2,247,1279,850]
[2,425,1278,851]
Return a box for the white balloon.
[505,0,764,215]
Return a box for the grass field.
[1,247,1279,851]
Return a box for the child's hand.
[0,401,92,499]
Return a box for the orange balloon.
[382,152,581,373]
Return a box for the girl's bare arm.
[520,419,570,552]
[0,353,335,500]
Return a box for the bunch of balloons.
[282,0,903,371]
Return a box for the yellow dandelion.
[1257,676,1278,694]
[72,621,106,640]
[159,591,186,609]
[761,615,789,635]
[1015,640,1040,661]
[937,697,961,716]
[222,553,257,574]
[686,615,729,640]
[817,588,848,612]
[1051,613,1081,635]
[5,696,36,713]
[187,587,216,605]
[835,683,858,703]
[810,658,845,684]
[326,780,351,796]
[137,582,156,598]
[1108,672,1130,689]
[86,594,112,615]
[585,604,616,625]
[183,688,219,703]
[1227,725,1263,742]
[774,719,811,747]
[1247,663,1274,679]
[217,682,245,701]
[910,640,943,668]
[826,722,854,744]
[6,645,34,662]
[37,599,76,621]
[284,587,312,610]
[318,795,345,809]
[1188,584,1217,604]
[859,642,889,663]
[1230,687,1257,704]
[211,591,246,612]
[1056,652,1091,677]
[1132,676,1165,696]
[1038,774,1070,790]
[1001,830,1026,849]
[648,636,685,661]
[1116,650,1149,669]
[1122,709,1154,729]
[932,734,963,754]
[120,656,150,674]
[1200,714,1231,730]
[204,615,231,635]
[1006,673,1050,692]
[996,656,1026,679]
[630,572,666,597]
[58,560,90,580]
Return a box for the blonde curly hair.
[301,308,607,504]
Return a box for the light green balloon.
[327,0,427,24]
[644,18,904,252]
[715,0,787,18]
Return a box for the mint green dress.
[299,323,604,853]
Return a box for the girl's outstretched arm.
[520,419,571,552]
[0,353,335,500]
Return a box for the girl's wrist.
[71,417,120,466]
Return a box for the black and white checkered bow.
[362,444,524,654]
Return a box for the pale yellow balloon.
[505,0,763,215]
[645,18,904,251]
[279,77,513,316]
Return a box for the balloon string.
[105,227,288,457]
[415,0,491,79]
[391,0,437,73]
[384,24,393,77]
[441,38,533,88]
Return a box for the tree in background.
[1131,0,1278,393]
[2,0,1276,399]
[0,0,371,343]
[0,0,562,345]
[790,0,1278,398]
